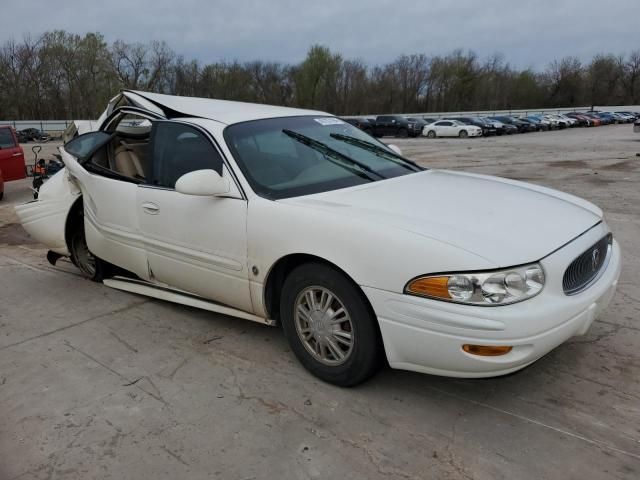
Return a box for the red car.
[0,125,26,200]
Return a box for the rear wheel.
[397,128,408,138]
[68,212,109,282]
[427,130,436,139]
[280,263,383,386]
[459,130,468,138]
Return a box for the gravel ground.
[1,125,639,480]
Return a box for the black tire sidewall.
[280,263,383,387]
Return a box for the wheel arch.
[64,195,84,253]
[263,253,378,327]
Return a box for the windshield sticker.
[314,117,345,126]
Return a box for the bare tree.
[1,31,640,120]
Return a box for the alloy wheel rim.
[294,286,354,366]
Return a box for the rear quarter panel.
[14,168,80,255]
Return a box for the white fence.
[0,120,74,133]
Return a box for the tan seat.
[114,144,145,179]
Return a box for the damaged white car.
[16,91,621,386]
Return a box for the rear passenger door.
[61,110,160,280]
[137,121,252,312]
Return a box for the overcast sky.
[5,1,639,69]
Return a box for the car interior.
[81,112,224,189]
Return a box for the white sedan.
[423,120,482,138]
[16,91,621,386]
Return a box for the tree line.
[1,30,639,120]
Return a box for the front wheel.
[397,128,408,138]
[427,130,436,138]
[280,263,383,386]
[459,130,468,138]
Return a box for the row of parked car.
[344,111,640,139]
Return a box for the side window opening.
[149,122,224,189]
[0,127,17,148]
[66,112,154,184]
[108,114,153,181]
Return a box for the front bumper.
[363,223,621,377]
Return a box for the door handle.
[142,202,160,215]
[11,152,22,157]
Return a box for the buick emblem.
[591,248,601,272]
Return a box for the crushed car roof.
[126,90,328,125]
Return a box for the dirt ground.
[1,125,639,479]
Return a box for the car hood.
[281,170,602,267]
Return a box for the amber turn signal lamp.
[462,344,513,356]
[406,276,450,299]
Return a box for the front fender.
[247,197,493,316]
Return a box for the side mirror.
[387,144,402,156]
[175,169,230,196]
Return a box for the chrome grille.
[563,233,612,295]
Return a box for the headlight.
[405,263,545,306]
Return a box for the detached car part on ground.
[16,91,621,386]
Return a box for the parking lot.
[1,125,639,479]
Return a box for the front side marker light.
[405,276,450,299]
[462,344,513,356]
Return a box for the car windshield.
[224,116,422,199]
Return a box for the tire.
[280,263,383,387]
[68,212,109,282]
[397,128,408,138]
[427,130,436,139]
[459,130,468,138]
[0,191,3,201]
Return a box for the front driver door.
[442,121,456,137]
[137,121,252,312]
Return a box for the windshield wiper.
[329,133,423,171]
[282,129,385,181]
